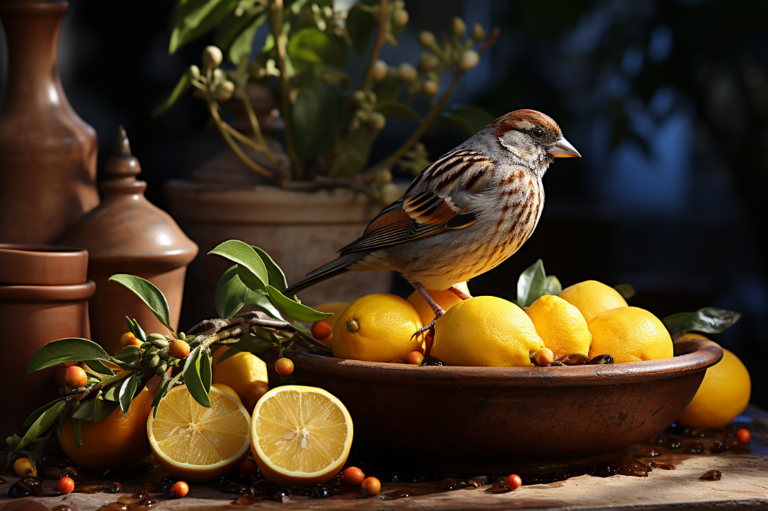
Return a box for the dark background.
[3,0,765,408]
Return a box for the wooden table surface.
[2,407,766,511]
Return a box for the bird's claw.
[412,318,437,340]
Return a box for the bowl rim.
[285,339,723,388]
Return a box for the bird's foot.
[412,316,438,340]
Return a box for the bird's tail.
[284,253,361,296]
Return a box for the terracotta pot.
[166,178,392,323]
[0,0,99,244]
[61,129,198,354]
[0,245,94,446]
[270,339,723,473]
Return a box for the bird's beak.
[548,137,581,158]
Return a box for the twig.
[360,0,388,92]
[239,91,278,164]
[188,311,295,351]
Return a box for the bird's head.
[490,109,580,172]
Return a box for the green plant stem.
[360,0,388,92]
[240,91,278,164]
[270,0,302,179]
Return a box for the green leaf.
[201,349,212,394]
[16,401,66,451]
[152,373,182,419]
[23,398,67,430]
[126,317,147,343]
[614,283,636,300]
[102,375,129,402]
[662,307,741,335]
[94,400,118,424]
[71,418,82,448]
[72,400,96,421]
[215,265,283,319]
[372,70,400,102]
[429,105,495,136]
[84,359,114,376]
[113,345,142,365]
[152,72,191,117]
[168,0,239,54]
[228,13,266,65]
[346,4,377,55]
[27,338,110,375]
[516,259,557,308]
[265,285,332,322]
[215,347,240,365]
[118,374,138,418]
[545,275,562,296]
[183,347,211,408]
[291,80,345,164]
[287,28,347,75]
[329,128,376,177]
[229,333,273,354]
[251,246,288,292]
[374,101,421,121]
[214,2,266,52]
[109,274,174,334]
[208,240,269,292]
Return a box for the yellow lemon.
[212,383,242,405]
[332,293,424,362]
[212,348,269,412]
[57,386,153,470]
[406,281,471,325]
[525,295,592,358]
[432,296,544,367]
[147,385,251,482]
[313,302,350,348]
[676,343,751,428]
[250,385,353,486]
[587,306,673,363]
[559,280,628,322]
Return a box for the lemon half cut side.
[250,385,354,486]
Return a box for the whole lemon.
[525,295,592,358]
[313,302,350,348]
[332,293,424,362]
[432,296,544,367]
[676,342,751,428]
[212,349,269,412]
[57,386,153,470]
[559,280,628,322]
[406,281,470,325]
[587,306,673,363]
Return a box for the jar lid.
[60,127,198,273]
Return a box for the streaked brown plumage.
[286,109,580,333]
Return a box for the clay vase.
[0,0,99,244]
[0,244,95,446]
[61,128,198,354]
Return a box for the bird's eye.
[533,127,545,139]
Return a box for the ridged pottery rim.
[286,339,722,387]
[0,244,89,286]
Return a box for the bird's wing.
[340,149,494,255]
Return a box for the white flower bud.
[372,60,388,82]
[418,31,436,48]
[471,23,486,42]
[459,50,480,72]
[423,80,439,98]
[369,112,386,131]
[187,65,200,81]
[202,45,223,70]
[418,52,439,72]
[452,17,466,38]
[398,63,417,82]
[393,9,409,27]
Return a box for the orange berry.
[169,340,190,359]
[340,466,365,486]
[169,480,189,498]
[507,474,522,490]
[64,366,87,388]
[736,428,751,444]
[54,366,67,387]
[120,332,141,347]
[58,476,75,494]
[240,460,257,476]
[311,320,333,341]
[275,358,294,377]
[406,351,424,365]
[13,458,36,478]
[361,476,381,495]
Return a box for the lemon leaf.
[251,246,288,292]
[16,400,66,452]
[114,345,141,365]
[209,240,269,292]
[22,397,67,430]
[72,418,82,448]
[614,284,636,300]
[109,275,174,334]
[72,400,96,421]
[517,259,556,308]
[662,307,741,335]
[27,338,111,375]
[201,349,212,394]
[126,316,147,343]
[84,360,114,376]
[118,374,139,418]
[265,285,333,322]
[183,347,211,408]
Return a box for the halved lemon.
[250,385,353,486]
[147,385,250,482]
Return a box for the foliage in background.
[156,0,498,199]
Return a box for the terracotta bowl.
[272,339,722,474]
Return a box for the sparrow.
[285,109,580,336]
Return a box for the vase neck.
[0,1,71,116]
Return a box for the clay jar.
[0,244,95,446]
[61,128,198,354]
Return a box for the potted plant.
[158,0,498,316]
